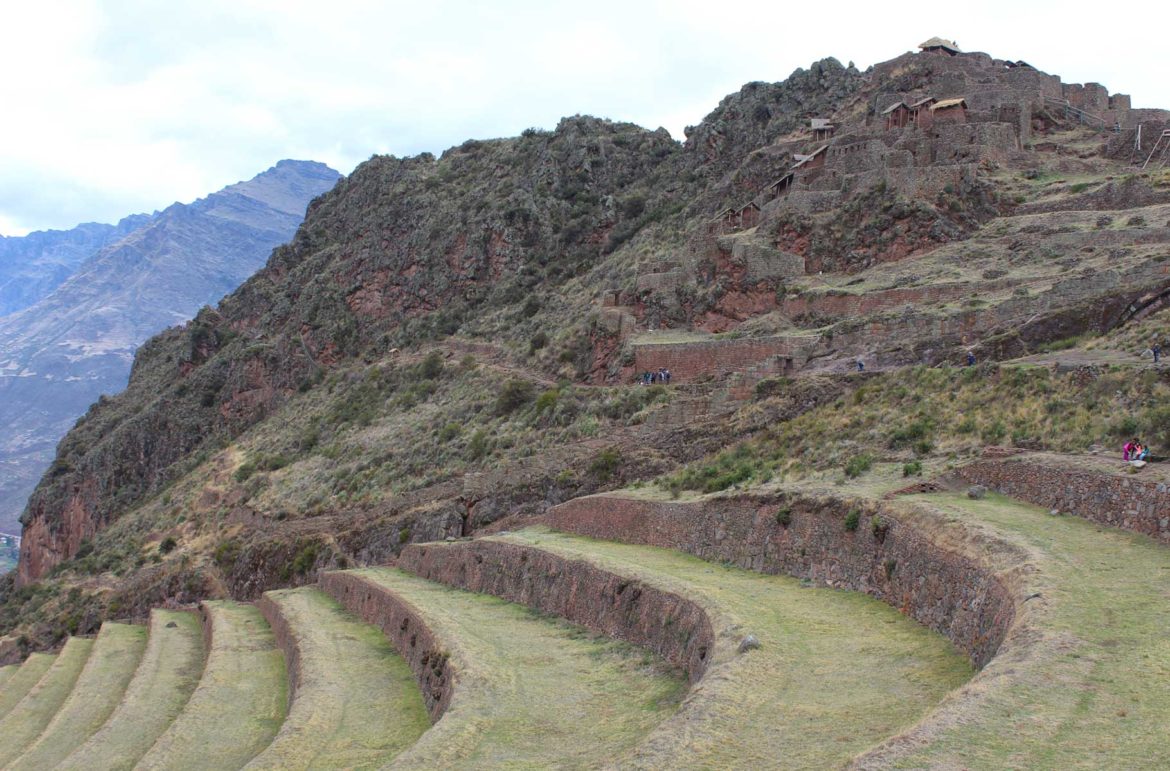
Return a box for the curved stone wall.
[957,457,1170,542]
[318,572,448,722]
[546,491,1015,667]
[397,540,715,683]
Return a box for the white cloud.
[1,0,1167,235]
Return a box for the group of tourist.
[1123,438,1150,463]
[640,368,671,385]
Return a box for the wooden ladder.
[1141,129,1170,170]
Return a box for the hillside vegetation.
[3,44,1169,664]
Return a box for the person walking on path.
[856,359,865,372]
[966,350,976,367]
[1153,343,1161,363]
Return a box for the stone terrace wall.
[780,280,1014,321]
[256,595,301,709]
[319,571,450,721]
[547,492,1014,667]
[398,540,715,683]
[633,336,810,383]
[957,458,1170,542]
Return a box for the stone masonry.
[398,540,715,683]
[632,335,811,383]
[956,456,1170,542]
[546,491,1015,667]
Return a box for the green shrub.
[844,509,861,531]
[529,331,549,353]
[981,420,1007,444]
[398,528,411,545]
[438,422,463,442]
[889,418,931,448]
[496,379,535,414]
[416,351,445,380]
[775,507,792,527]
[844,453,874,478]
[902,460,923,477]
[213,540,241,570]
[466,429,490,461]
[884,558,897,578]
[234,461,258,483]
[871,514,888,538]
[290,543,321,576]
[534,388,559,413]
[1112,415,1140,437]
[158,537,178,555]
[589,448,622,482]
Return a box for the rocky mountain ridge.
[4,43,1170,652]
[0,214,156,317]
[0,160,340,535]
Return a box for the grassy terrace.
[58,609,204,771]
[136,602,286,771]
[348,567,686,769]
[494,527,973,768]
[245,587,429,770]
[0,636,93,766]
[9,622,146,771]
[0,653,53,720]
[881,492,1170,767]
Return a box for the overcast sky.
[1,0,1165,236]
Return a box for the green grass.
[883,492,1170,767]
[348,567,686,769]
[8,622,147,771]
[663,363,1170,495]
[135,602,287,770]
[244,587,429,770]
[0,653,54,720]
[0,636,94,766]
[495,527,973,768]
[0,664,14,690]
[59,609,204,771]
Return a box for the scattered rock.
[738,635,761,653]
[967,485,987,500]
[165,621,178,628]
[1048,509,1061,517]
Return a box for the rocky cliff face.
[15,120,689,584]
[0,160,339,537]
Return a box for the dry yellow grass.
[244,587,429,770]
[135,602,286,770]
[8,622,146,771]
[58,609,204,771]
[866,492,1170,767]
[495,527,972,768]
[349,567,686,769]
[0,637,93,766]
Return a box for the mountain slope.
[0,216,156,318]
[4,43,1170,651]
[0,160,340,533]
